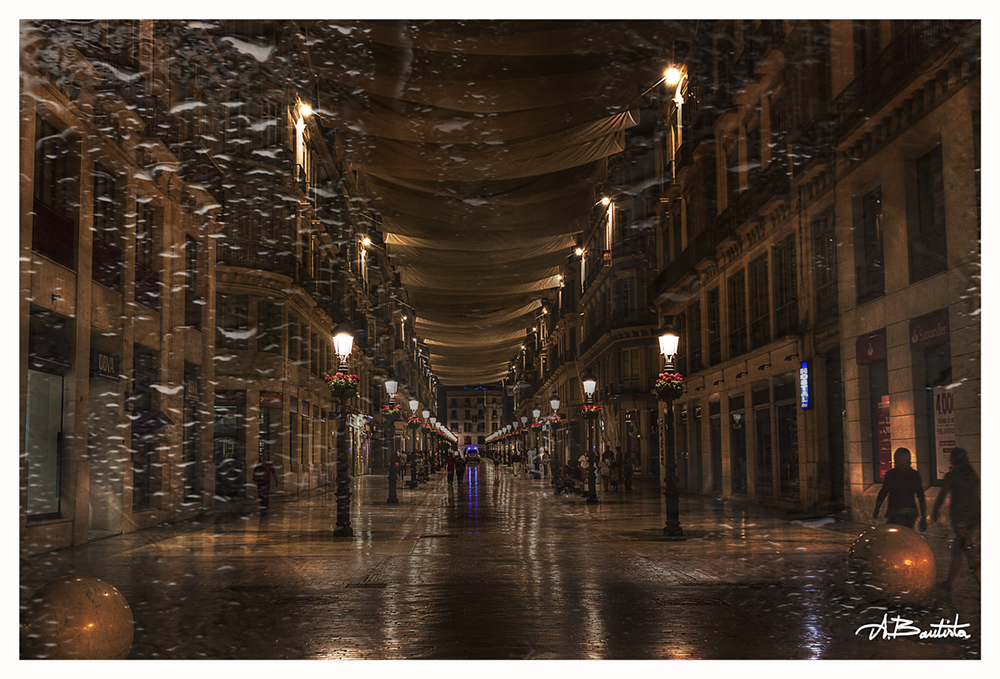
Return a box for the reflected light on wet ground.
[19,460,980,660]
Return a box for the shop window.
[868,360,891,481]
[909,145,948,282]
[182,362,199,503]
[729,394,747,494]
[856,187,885,304]
[25,368,64,519]
[774,380,799,499]
[753,386,773,498]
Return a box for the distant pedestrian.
[512,452,523,478]
[253,457,278,510]
[931,447,981,592]
[873,448,928,532]
[623,457,633,491]
[541,451,550,478]
[610,458,621,491]
[446,454,456,485]
[456,455,466,482]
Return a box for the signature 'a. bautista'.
[855,613,972,641]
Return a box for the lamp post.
[550,392,560,466]
[429,416,438,472]
[582,370,599,504]
[408,398,420,489]
[520,415,528,472]
[532,407,541,472]
[658,324,683,537]
[421,408,430,472]
[331,322,355,537]
[384,376,399,505]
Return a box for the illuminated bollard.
[21,576,134,659]
[848,524,937,604]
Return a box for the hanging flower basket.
[325,372,359,398]
[547,415,563,425]
[530,422,543,432]
[381,404,403,420]
[420,422,434,431]
[654,371,685,401]
[406,416,422,429]
[581,404,602,419]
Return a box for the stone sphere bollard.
[21,576,134,659]
[848,524,937,604]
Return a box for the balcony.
[833,20,973,138]
[216,238,297,277]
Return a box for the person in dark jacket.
[455,454,466,483]
[931,446,980,592]
[446,454,456,485]
[873,447,927,532]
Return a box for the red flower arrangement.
[324,372,359,396]
[581,404,602,419]
[654,371,684,400]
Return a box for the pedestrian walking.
[610,458,621,491]
[931,446,981,593]
[512,451,522,478]
[541,451,550,478]
[456,454,466,482]
[252,457,278,510]
[446,454,456,485]
[600,456,612,492]
[873,447,928,532]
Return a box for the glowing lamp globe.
[21,576,134,659]
[848,524,937,604]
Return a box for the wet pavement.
[19,460,982,660]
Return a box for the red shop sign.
[910,311,950,350]
[856,331,886,364]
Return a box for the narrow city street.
[19,461,981,660]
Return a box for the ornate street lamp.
[582,370,599,504]
[657,322,683,537]
[384,375,399,505]
[329,321,355,537]
[429,416,438,472]
[550,392,561,466]
[408,398,420,489]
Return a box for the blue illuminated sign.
[799,361,810,409]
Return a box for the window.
[909,146,947,281]
[135,200,160,310]
[728,271,748,357]
[749,254,770,349]
[812,209,838,321]
[185,236,200,328]
[707,288,722,365]
[725,141,740,206]
[25,369,64,519]
[857,187,885,303]
[772,235,797,338]
[92,162,122,290]
[33,116,75,269]
[257,299,281,354]
[687,300,702,373]
[216,294,249,351]
[621,347,639,381]
[853,20,882,77]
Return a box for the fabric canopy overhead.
[298,19,684,385]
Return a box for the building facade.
[19,20,437,557]
[646,19,980,525]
